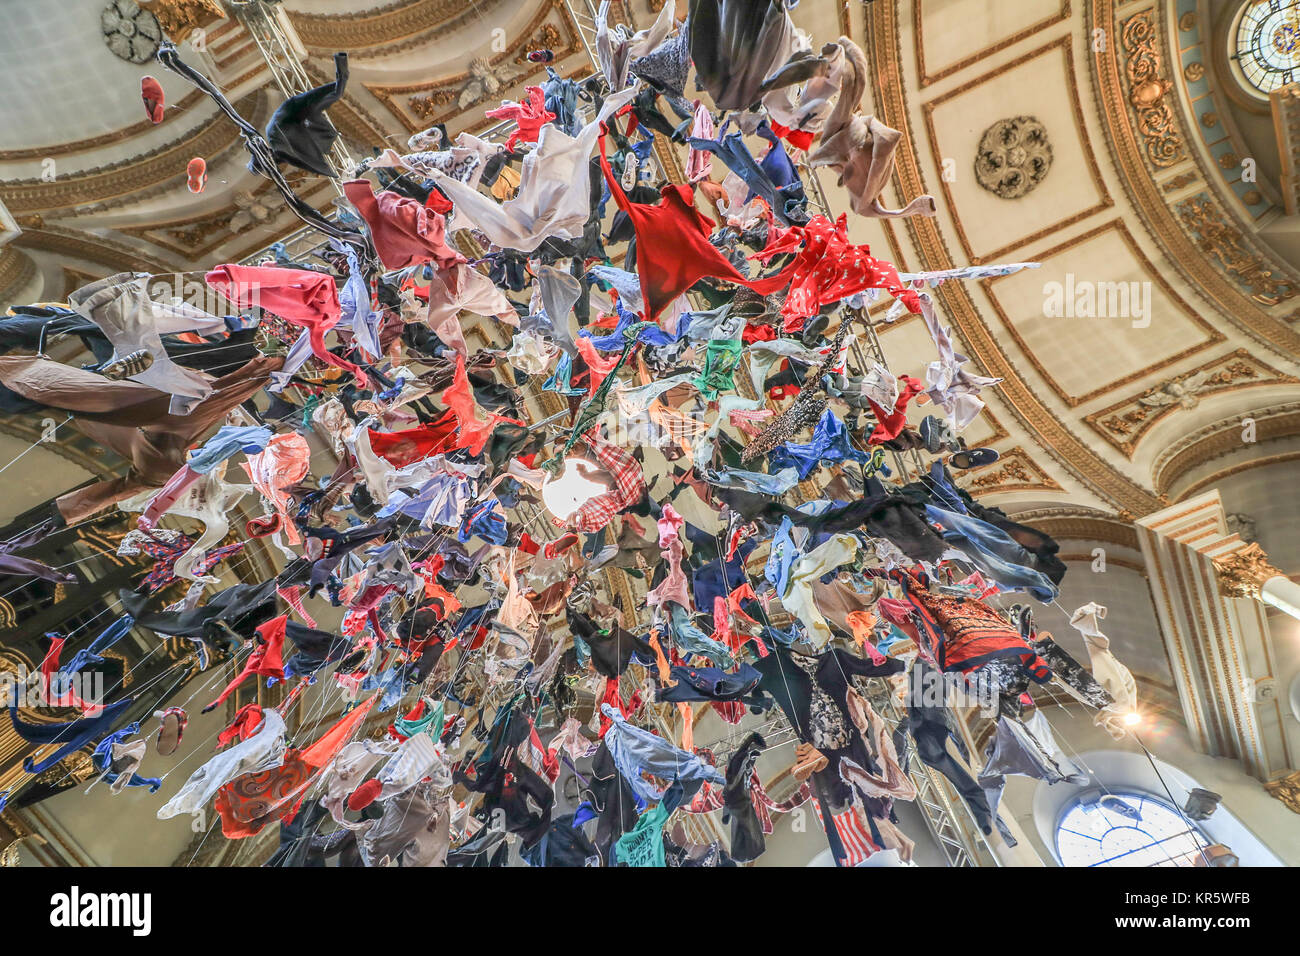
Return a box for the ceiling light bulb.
[541,458,608,521]
[1123,711,1141,726]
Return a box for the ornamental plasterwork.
[1120,11,1182,169]
[1085,349,1298,456]
[973,116,1052,199]
[1175,194,1297,306]
[1212,542,1285,601]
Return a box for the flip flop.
[949,447,999,469]
[154,707,187,757]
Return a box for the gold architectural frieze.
[1086,0,1300,358]
[912,0,1072,88]
[981,218,1223,408]
[1119,10,1183,169]
[866,1,1160,515]
[0,93,263,214]
[1161,169,1199,192]
[959,446,1064,497]
[365,2,581,132]
[1084,348,1299,456]
[919,36,1113,265]
[1174,193,1297,306]
[1213,543,1285,601]
[139,0,225,39]
[1264,770,1300,814]
[287,0,509,55]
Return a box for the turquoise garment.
[393,700,443,739]
[693,335,742,400]
[614,801,670,866]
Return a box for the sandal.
[154,707,188,757]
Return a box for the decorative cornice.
[1084,349,1299,457]
[287,0,510,56]
[14,224,179,276]
[1154,402,1300,499]
[1085,0,1300,359]
[0,91,207,163]
[0,93,261,214]
[0,246,36,304]
[865,2,1161,515]
[1000,506,1139,549]
[139,0,226,40]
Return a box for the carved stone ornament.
[101,0,164,64]
[1212,542,1285,601]
[974,116,1052,199]
[1264,769,1300,815]
[138,0,226,40]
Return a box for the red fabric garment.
[768,120,815,152]
[214,749,313,838]
[711,700,745,724]
[597,127,800,321]
[439,355,523,456]
[485,86,555,150]
[865,375,923,444]
[277,585,317,627]
[37,638,102,715]
[217,703,265,749]
[368,410,459,465]
[389,698,427,742]
[750,211,922,332]
[575,336,621,397]
[343,179,466,271]
[203,615,288,713]
[206,264,367,386]
[301,693,377,768]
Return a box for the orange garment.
[439,355,524,456]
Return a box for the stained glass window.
[1233,0,1300,95]
[1055,791,1210,867]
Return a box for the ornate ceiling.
[0,0,1297,537]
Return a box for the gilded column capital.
[1212,543,1285,601]
[1264,770,1300,815]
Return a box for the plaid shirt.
[121,529,245,593]
[557,429,647,533]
